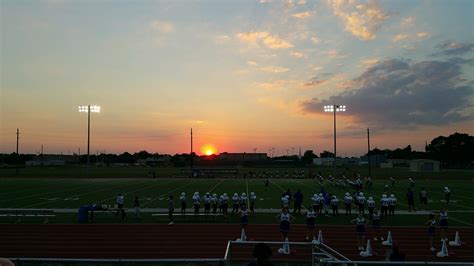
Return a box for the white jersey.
[250,194,257,202]
[444,187,451,193]
[240,195,248,204]
[389,197,397,206]
[221,195,228,204]
[116,196,124,205]
[179,195,186,202]
[281,197,289,206]
[357,196,366,205]
[381,198,390,206]
[211,196,218,204]
[204,196,212,204]
[344,196,353,204]
[192,195,201,204]
[306,210,316,218]
[330,198,339,206]
[232,196,240,204]
[367,199,375,208]
[280,213,290,222]
[312,195,319,204]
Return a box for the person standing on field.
[133,196,140,218]
[168,195,174,225]
[179,192,186,214]
[344,192,353,215]
[293,189,303,214]
[115,193,126,221]
[406,188,415,212]
[419,188,428,210]
[444,187,451,203]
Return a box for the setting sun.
[201,145,216,156]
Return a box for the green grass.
[1,177,473,227]
[1,165,474,179]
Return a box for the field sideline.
[1,177,473,227]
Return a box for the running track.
[1,224,473,263]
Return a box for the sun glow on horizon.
[201,145,216,156]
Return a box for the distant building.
[137,156,171,166]
[387,159,410,168]
[313,158,334,166]
[360,155,387,167]
[25,154,75,166]
[25,160,65,166]
[314,157,361,166]
[217,152,268,162]
[410,159,440,172]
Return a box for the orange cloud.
[149,20,174,33]
[328,0,389,41]
[236,31,293,49]
[292,11,312,19]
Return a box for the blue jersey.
[240,210,248,224]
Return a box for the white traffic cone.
[449,231,462,247]
[278,237,291,255]
[236,228,247,242]
[436,239,449,257]
[382,231,393,246]
[360,240,373,257]
[312,230,324,245]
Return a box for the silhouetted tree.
[301,150,317,164]
[320,151,334,158]
[426,132,474,167]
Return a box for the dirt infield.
[1,224,473,263]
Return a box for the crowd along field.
[1,170,473,227]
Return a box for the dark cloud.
[303,76,328,87]
[303,73,333,87]
[300,58,474,128]
[432,41,474,56]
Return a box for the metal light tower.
[323,104,346,175]
[78,105,100,166]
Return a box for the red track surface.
[1,224,473,263]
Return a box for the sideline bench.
[0,209,55,223]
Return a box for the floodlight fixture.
[322,104,347,175]
[78,105,101,166]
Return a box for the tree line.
[1,132,472,168]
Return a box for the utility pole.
[367,128,371,179]
[16,128,19,176]
[190,128,193,170]
[41,144,44,167]
[333,107,337,176]
[16,128,19,154]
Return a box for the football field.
[1,176,473,226]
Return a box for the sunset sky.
[1,0,473,156]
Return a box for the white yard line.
[449,216,474,227]
[398,180,474,201]
[208,179,225,194]
[0,179,123,204]
[141,180,198,207]
[94,180,175,204]
[22,179,153,208]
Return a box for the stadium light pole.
[323,105,346,176]
[78,105,100,166]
